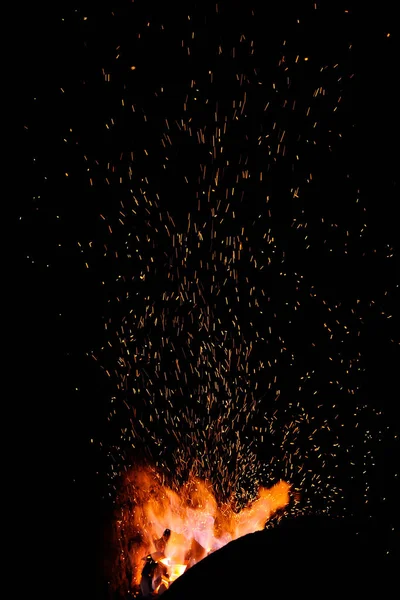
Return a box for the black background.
[18,2,398,597]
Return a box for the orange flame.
[118,468,290,591]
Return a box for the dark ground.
[161,515,397,599]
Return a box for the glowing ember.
[159,559,186,582]
[116,467,290,594]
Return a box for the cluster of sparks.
[23,1,398,592]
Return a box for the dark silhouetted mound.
[162,515,395,599]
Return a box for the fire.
[159,559,186,582]
[116,468,290,595]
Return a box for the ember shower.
[59,3,397,594]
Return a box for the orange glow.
[118,467,290,592]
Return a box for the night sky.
[20,2,398,598]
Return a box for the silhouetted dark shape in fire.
[161,515,395,599]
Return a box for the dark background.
[18,2,398,598]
